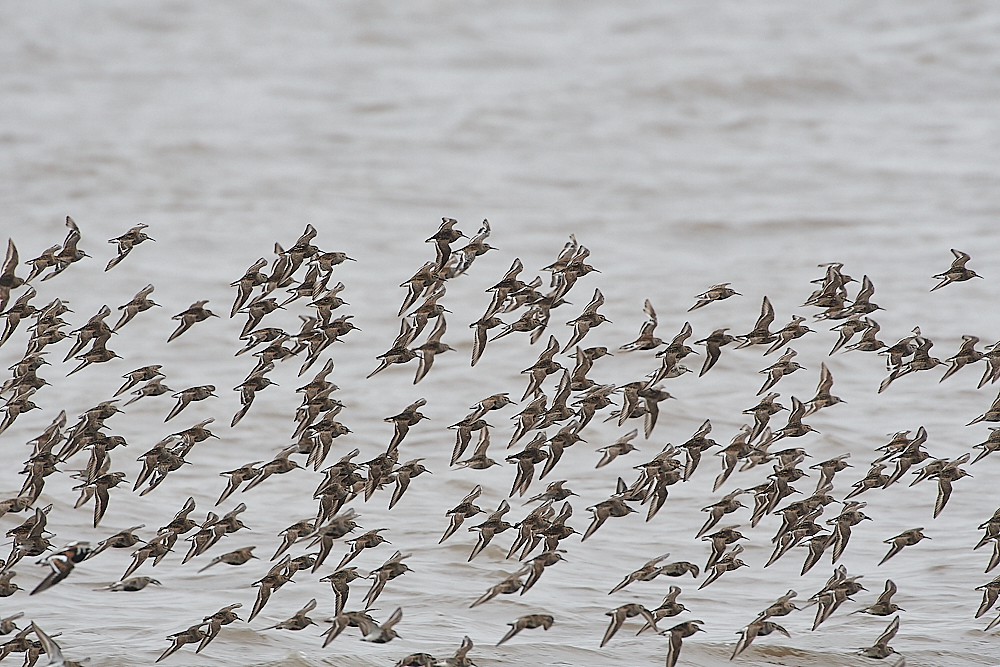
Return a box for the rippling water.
[2,2,1000,666]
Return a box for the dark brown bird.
[735,296,777,349]
[263,598,317,631]
[198,545,258,573]
[931,248,981,291]
[859,616,900,659]
[562,289,610,352]
[855,579,903,616]
[497,614,554,646]
[165,385,216,422]
[695,328,734,376]
[582,496,635,541]
[689,283,739,311]
[368,319,419,379]
[412,315,455,384]
[0,240,24,313]
[663,620,705,667]
[731,620,790,659]
[765,316,813,355]
[197,603,242,653]
[167,300,217,342]
[602,604,658,647]
[440,485,484,544]
[106,223,153,271]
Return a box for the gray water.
[2,1,1000,665]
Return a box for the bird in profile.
[114,364,164,397]
[157,623,206,662]
[497,614,553,646]
[321,610,379,646]
[595,429,639,468]
[607,552,672,594]
[97,576,162,591]
[828,501,871,563]
[362,607,403,643]
[703,525,747,569]
[165,385,216,422]
[230,258,269,317]
[977,574,1000,622]
[364,551,412,608]
[517,549,566,594]
[772,397,818,441]
[844,463,889,500]
[804,362,843,415]
[248,556,294,622]
[454,428,498,470]
[198,545,258,572]
[239,296,284,338]
[0,240,25,315]
[436,635,476,667]
[0,285,36,348]
[619,299,663,351]
[977,341,1000,388]
[968,390,1000,426]
[765,316,813,355]
[809,565,866,630]
[731,620,790,659]
[413,315,455,384]
[931,248,981,291]
[855,579,903,616]
[106,223,153,271]
[634,586,688,635]
[562,288,610,352]
[42,216,89,281]
[698,489,746,538]
[469,500,513,560]
[941,334,984,382]
[197,603,242,653]
[582,495,635,541]
[31,542,92,595]
[601,604,658,647]
[471,571,523,608]
[758,348,804,396]
[0,570,19,597]
[263,598,317,631]
[440,485,484,543]
[828,316,870,355]
[689,284,739,311]
[879,528,929,565]
[695,328,735,376]
[679,419,718,482]
[930,453,970,518]
[699,544,748,589]
[663,620,705,667]
[0,613,23,635]
[752,589,798,623]
[973,428,1000,464]
[23,241,61,283]
[735,296,777,349]
[167,301,217,342]
[369,318,419,378]
[859,616,900,659]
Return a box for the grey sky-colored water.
[2,2,1000,666]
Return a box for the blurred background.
[1,2,999,665]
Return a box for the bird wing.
[874,615,900,647]
[933,478,953,518]
[731,623,759,659]
[600,609,625,647]
[665,630,684,667]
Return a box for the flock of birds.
[0,217,997,666]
